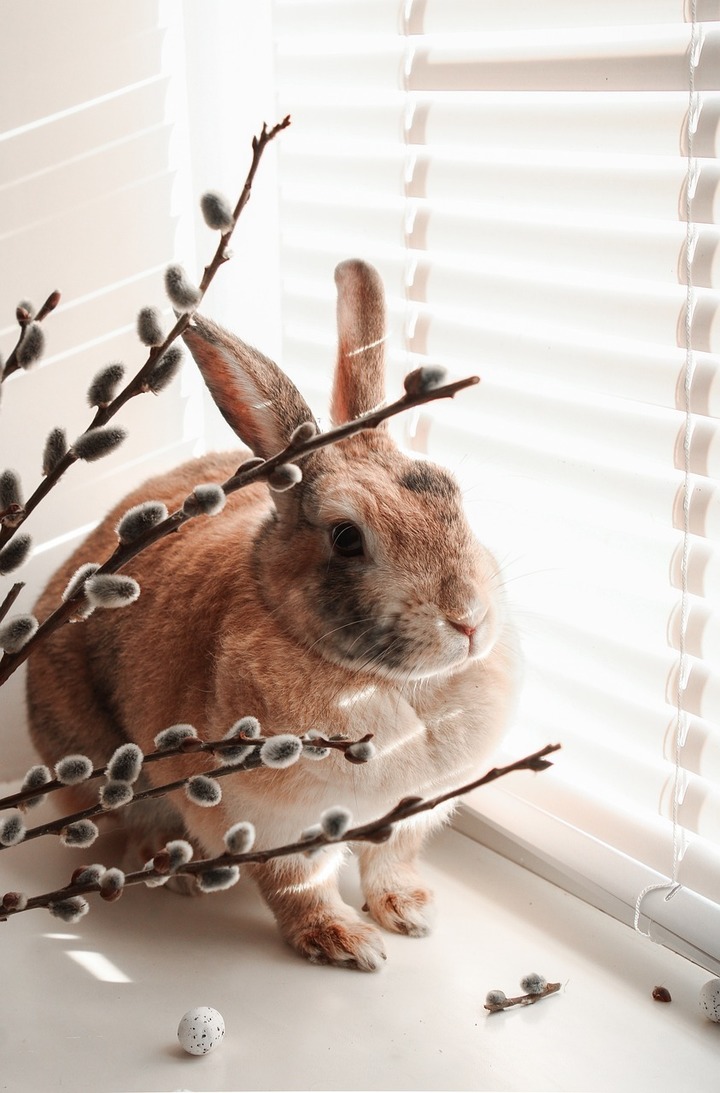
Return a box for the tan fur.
[27,260,519,970]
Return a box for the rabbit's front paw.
[364,885,434,937]
[287,911,387,971]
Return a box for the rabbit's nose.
[447,617,477,639]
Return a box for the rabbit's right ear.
[182,316,317,460]
[331,259,388,427]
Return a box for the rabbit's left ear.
[331,259,388,427]
[182,315,317,460]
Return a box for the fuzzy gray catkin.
[84,573,140,609]
[267,464,302,492]
[196,866,240,893]
[200,191,235,233]
[16,322,45,367]
[185,775,222,808]
[403,365,447,397]
[99,868,125,899]
[62,562,99,599]
[0,469,23,512]
[0,813,25,846]
[99,781,134,810]
[0,535,32,575]
[72,864,105,885]
[147,346,183,393]
[60,820,99,848]
[55,755,93,785]
[182,484,226,517]
[72,426,127,463]
[106,743,144,784]
[87,362,125,408]
[42,428,68,475]
[164,265,201,312]
[154,724,198,749]
[345,740,377,764]
[0,614,38,653]
[116,501,168,544]
[223,822,256,855]
[164,840,194,871]
[319,806,353,840]
[20,765,52,808]
[136,307,165,347]
[259,735,303,768]
[48,897,89,923]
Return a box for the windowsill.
[3,788,718,1092]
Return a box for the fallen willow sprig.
[0,744,560,921]
[484,975,562,1013]
[0,116,290,558]
[0,366,478,687]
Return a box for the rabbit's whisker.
[305,614,399,658]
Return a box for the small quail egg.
[177,1006,225,1055]
[699,979,720,1023]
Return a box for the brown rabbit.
[27,259,518,970]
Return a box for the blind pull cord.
[634,0,700,938]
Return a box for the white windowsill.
[3,788,719,1093]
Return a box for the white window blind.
[271,0,720,973]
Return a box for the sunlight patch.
[67,950,132,984]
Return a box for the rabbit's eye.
[330,522,364,558]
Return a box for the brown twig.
[0,582,24,627]
[0,744,560,919]
[0,117,291,553]
[0,371,478,687]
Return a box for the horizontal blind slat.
[276,26,720,93]
[280,197,720,289]
[280,91,720,159]
[407,27,719,93]
[274,0,720,34]
[278,146,720,224]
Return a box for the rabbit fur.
[27,259,518,971]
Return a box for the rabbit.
[27,258,519,971]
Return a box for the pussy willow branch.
[0,731,373,813]
[0,116,291,553]
[4,747,310,847]
[0,371,478,687]
[1,744,560,918]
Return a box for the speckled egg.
[698,979,720,1023]
[177,1006,225,1055]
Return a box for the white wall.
[0,2,280,776]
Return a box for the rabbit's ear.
[330,259,388,427]
[182,316,317,460]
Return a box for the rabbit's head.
[182,259,503,684]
